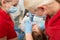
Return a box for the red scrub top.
[45,10,60,40]
[0,8,17,39]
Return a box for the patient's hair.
[32,30,47,40]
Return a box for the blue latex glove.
[24,17,32,34]
[39,21,45,30]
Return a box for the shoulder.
[0,9,6,25]
[0,15,5,25]
[0,8,11,20]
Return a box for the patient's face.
[32,24,43,40]
[32,24,42,36]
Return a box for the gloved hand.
[24,17,32,34]
[38,21,45,30]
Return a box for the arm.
[0,36,7,40]
[0,16,18,40]
[25,33,33,40]
[0,24,18,40]
[9,37,18,40]
[24,17,33,40]
[0,18,7,40]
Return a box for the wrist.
[25,30,32,34]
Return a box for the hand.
[39,21,45,30]
[24,17,32,34]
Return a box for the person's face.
[28,5,53,16]
[1,0,12,9]
[32,24,42,36]
[28,1,59,16]
[1,0,18,10]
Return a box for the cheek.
[5,3,11,9]
[42,8,50,15]
[45,7,54,15]
[43,11,48,15]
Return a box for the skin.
[0,0,18,40]
[1,0,18,12]
[25,34,33,40]
[32,24,42,36]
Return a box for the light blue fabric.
[7,6,17,13]
[24,18,32,34]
